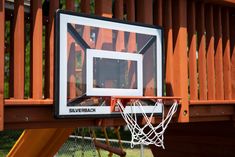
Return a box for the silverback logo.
[69,108,96,113]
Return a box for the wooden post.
[45,0,59,99]
[154,0,162,26]
[30,0,43,99]
[187,0,198,100]
[81,0,90,13]
[172,0,189,122]
[136,0,154,96]
[0,0,5,130]
[214,6,224,100]
[14,0,25,99]
[230,10,235,99]
[205,5,216,100]
[222,8,232,100]
[164,0,174,96]
[126,0,135,22]
[66,0,75,11]
[196,2,207,100]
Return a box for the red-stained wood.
[81,0,90,13]
[0,0,4,130]
[136,0,152,24]
[172,0,189,122]
[114,0,125,52]
[164,0,174,96]
[95,0,112,18]
[66,0,76,98]
[222,8,232,100]
[231,10,235,99]
[45,0,59,99]
[136,0,154,96]
[196,2,207,100]
[9,18,14,98]
[14,0,25,99]
[125,0,135,22]
[154,0,163,26]
[187,0,198,100]
[4,99,53,106]
[205,5,216,100]
[66,0,75,11]
[30,0,43,99]
[214,6,224,100]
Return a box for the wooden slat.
[66,0,75,11]
[9,18,14,98]
[187,0,198,100]
[190,100,235,105]
[214,6,224,100]
[95,0,112,18]
[231,10,235,99]
[136,0,152,24]
[4,99,53,106]
[0,0,4,130]
[126,0,135,22]
[14,0,25,99]
[205,5,216,100]
[196,2,207,100]
[81,0,91,13]
[114,0,125,52]
[164,0,174,96]
[45,0,59,99]
[172,0,189,122]
[222,8,232,100]
[154,0,162,26]
[136,0,154,96]
[30,0,43,99]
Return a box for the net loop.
[116,99,178,148]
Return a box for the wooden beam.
[126,0,135,22]
[231,10,235,99]
[30,0,43,99]
[14,0,25,99]
[172,0,189,122]
[214,6,224,100]
[205,5,216,100]
[66,0,75,11]
[222,8,232,100]
[187,0,198,100]
[0,0,4,130]
[81,0,90,13]
[196,2,207,100]
[7,128,74,157]
[164,0,174,96]
[45,0,59,99]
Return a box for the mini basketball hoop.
[111,96,180,148]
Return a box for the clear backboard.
[54,10,164,118]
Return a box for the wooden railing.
[1,0,235,130]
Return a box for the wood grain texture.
[164,0,174,96]
[214,6,224,100]
[222,8,232,100]
[172,0,189,122]
[188,0,198,100]
[14,0,25,99]
[205,5,216,100]
[45,0,59,99]
[30,0,43,99]
[196,2,207,100]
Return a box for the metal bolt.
[25,117,29,121]
[183,110,188,116]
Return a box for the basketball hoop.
[111,96,180,148]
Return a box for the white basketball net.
[116,99,178,149]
